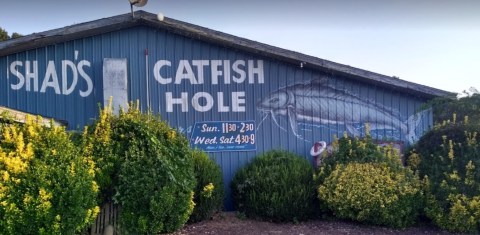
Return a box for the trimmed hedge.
[318,133,422,228]
[189,150,224,223]
[232,150,317,222]
[318,133,403,186]
[319,162,422,228]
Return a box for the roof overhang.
[0,11,455,99]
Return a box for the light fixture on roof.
[157,12,164,21]
[129,0,148,17]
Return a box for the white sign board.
[103,58,128,114]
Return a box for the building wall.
[0,25,432,209]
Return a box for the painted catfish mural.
[256,76,429,144]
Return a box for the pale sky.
[1,0,479,94]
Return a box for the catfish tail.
[406,108,432,144]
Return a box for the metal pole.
[145,49,150,110]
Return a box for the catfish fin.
[287,105,301,138]
[406,108,430,144]
[346,124,360,137]
[271,111,288,132]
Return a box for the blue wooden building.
[0,11,452,209]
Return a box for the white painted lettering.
[232,91,246,112]
[25,61,38,92]
[175,60,197,84]
[203,137,217,144]
[223,60,231,84]
[62,60,78,95]
[217,92,229,112]
[78,60,93,97]
[192,60,209,84]
[192,92,214,112]
[153,60,172,84]
[8,56,93,97]
[163,92,248,113]
[232,60,246,83]
[166,92,188,112]
[194,136,205,144]
[210,60,222,85]
[248,60,264,84]
[220,136,234,143]
[194,136,217,144]
[201,124,218,132]
[10,61,25,90]
[152,59,263,86]
[41,61,61,94]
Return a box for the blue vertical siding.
[0,25,433,210]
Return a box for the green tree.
[11,32,22,39]
[426,94,480,126]
[0,27,8,41]
[0,27,23,42]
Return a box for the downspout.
[145,48,150,110]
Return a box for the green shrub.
[0,116,99,234]
[318,133,403,187]
[231,150,317,222]
[426,94,480,126]
[318,162,422,228]
[83,104,196,234]
[320,133,402,178]
[81,105,116,203]
[189,150,224,223]
[317,132,423,228]
[406,120,480,233]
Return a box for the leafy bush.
[407,122,478,183]
[231,150,317,222]
[189,150,224,223]
[407,120,480,233]
[0,116,99,234]
[80,102,120,203]
[83,104,196,234]
[318,163,422,228]
[426,94,480,126]
[317,132,422,228]
[318,133,403,186]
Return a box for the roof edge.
[0,10,455,98]
[137,12,454,98]
[0,12,139,56]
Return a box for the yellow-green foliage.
[318,134,404,198]
[0,116,99,234]
[319,133,403,183]
[319,163,422,228]
[83,103,196,234]
[81,102,115,203]
[408,118,480,233]
[317,132,422,228]
[424,185,480,233]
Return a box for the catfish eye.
[270,97,279,103]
